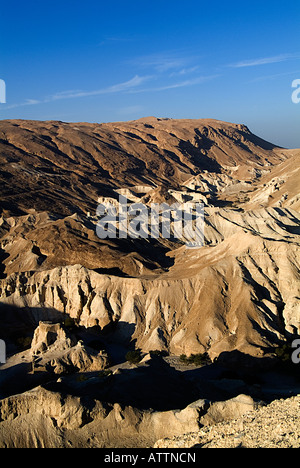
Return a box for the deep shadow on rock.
[1,301,300,412]
[45,356,201,412]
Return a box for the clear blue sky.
[0,0,300,148]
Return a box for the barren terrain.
[0,117,299,448]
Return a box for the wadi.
[0,117,299,448]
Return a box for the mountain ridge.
[0,116,299,448]
[0,116,299,359]
[0,117,291,217]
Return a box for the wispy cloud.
[128,74,220,94]
[1,71,217,111]
[1,75,152,110]
[125,51,219,91]
[2,98,43,110]
[130,51,199,73]
[153,74,220,91]
[229,53,300,68]
[170,66,200,77]
[2,47,216,112]
[247,70,300,83]
[50,75,152,100]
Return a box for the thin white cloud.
[2,98,42,110]
[229,53,300,68]
[156,75,220,91]
[1,72,216,110]
[1,75,152,110]
[130,51,199,73]
[247,70,300,83]
[49,75,152,100]
[128,74,220,93]
[170,66,200,77]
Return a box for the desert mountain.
[0,117,299,358]
[0,117,288,216]
[0,117,299,447]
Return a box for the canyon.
[0,117,299,447]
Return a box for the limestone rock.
[30,321,76,355]
[154,395,300,449]
[0,119,299,361]
[0,387,208,448]
[30,321,109,374]
[0,118,299,449]
[200,394,264,426]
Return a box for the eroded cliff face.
[0,118,299,448]
[0,385,264,448]
[1,206,299,359]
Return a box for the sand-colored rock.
[1,203,299,360]
[0,386,207,448]
[0,384,265,448]
[0,117,299,449]
[154,395,300,448]
[30,321,76,355]
[0,118,287,218]
[29,321,109,374]
[199,394,263,426]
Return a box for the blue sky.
[0,0,300,148]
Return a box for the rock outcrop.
[29,321,109,374]
[0,117,299,449]
[154,395,300,449]
[0,384,264,448]
[0,204,299,360]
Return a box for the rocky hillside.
[0,117,289,217]
[154,395,300,449]
[0,117,299,448]
[0,118,299,359]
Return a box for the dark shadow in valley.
[0,302,64,354]
[2,301,300,412]
[43,350,300,412]
[0,249,9,279]
[178,139,222,173]
[97,236,176,272]
[45,355,201,412]
[92,267,131,278]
